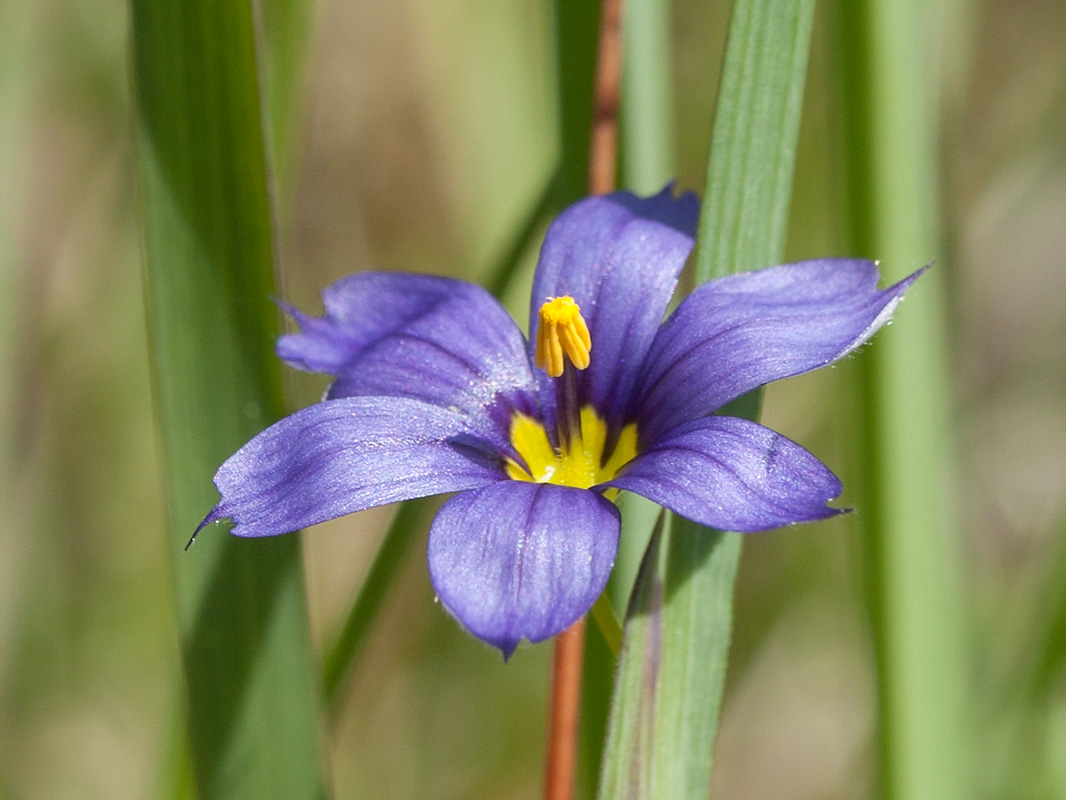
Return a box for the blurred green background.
[1,1,1065,798]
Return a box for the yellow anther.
[534,296,592,378]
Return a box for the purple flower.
[196,187,920,656]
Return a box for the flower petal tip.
[187,504,227,550]
[892,262,929,293]
[609,183,700,238]
[790,503,851,529]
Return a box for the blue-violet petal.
[278,273,538,444]
[428,481,620,657]
[604,415,845,532]
[529,187,698,434]
[635,259,922,445]
[198,396,502,538]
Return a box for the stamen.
[534,296,592,378]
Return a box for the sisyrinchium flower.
[195,187,920,657]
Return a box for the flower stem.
[589,0,623,197]
[544,618,588,800]
[544,1,622,798]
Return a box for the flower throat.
[506,297,637,489]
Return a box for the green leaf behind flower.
[130,0,326,797]
[598,0,814,796]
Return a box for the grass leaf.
[598,0,814,796]
[833,0,972,796]
[130,1,326,797]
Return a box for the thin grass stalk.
[553,0,602,206]
[833,0,970,796]
[620,0,674,195]
[322,498,434,705]
[657,0,814,786]
[0,11,36,796]
[0,0,35,626]
[259,0,314,195]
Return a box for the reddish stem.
[543,618,587,800]
[589,0,624,196]
[544,1,623,799]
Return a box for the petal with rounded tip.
[529,186,699,434]
[278,273,538,445]
[428,481,620,657]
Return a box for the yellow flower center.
[520,296,633,492]
[506,406,637,491]
[534,296,592,378]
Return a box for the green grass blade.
[259,0,313,200]
[695,0,813,281]
[0,0,34,571]
[130,1,326,798]
[620,0,675,194]
[485,169,561,299]
[598,0,814,796]
[833,0,971,797]
[553,0,601,205]
[597,516,666,799]
[1024,514,1066,703]
[578,620,618,800]
[0,7,35,795]
[982,512,1066,798]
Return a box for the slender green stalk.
[130,1,325,797]
[259,0,314,191]
[553,0,602,205]
[834,0,970,797]
[158,710,197,800]
[598,0,814,796]
[0,10,35,795]
[1022,514,1066,705]
[0,0,34,564]
[0,0,31,456]
[694,0,813,282]
[984,513,1066,798]
[577,625,615,800]
[620,0,674,195]
[590,595,623,656]
[323,498,434,705]
[485,169,561,299]
[596,517,668,800]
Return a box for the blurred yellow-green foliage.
[1,1,1065,798]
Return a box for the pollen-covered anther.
[534,296,592,378]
